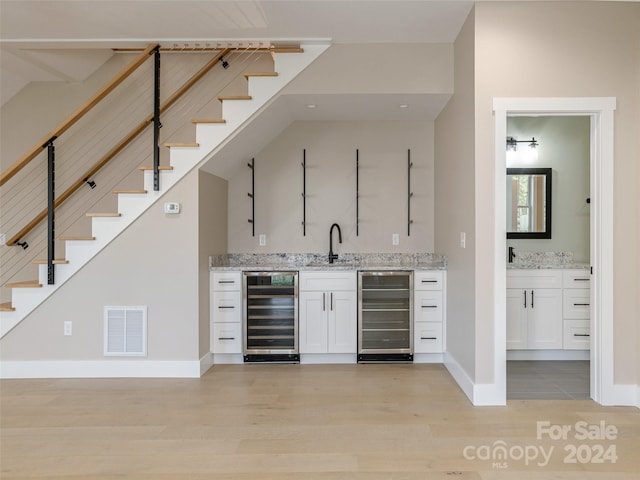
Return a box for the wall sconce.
[506,137,539,151]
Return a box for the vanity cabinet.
[413,271,445,353]
[562,269,591,350]
[210,271,243,354]
[299,271,357,354]
[506,270,563,350]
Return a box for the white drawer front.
[414,291,443,323]
[507,269,562,289]
[414,271,443,291]
[299,271,356,291]
[563,269,591,289]
[563,320,590,350]
[563,289,590,319]
[211,322,242,353]
[211,291,242,322]
[414,322,443,353]
[211,271,242,291]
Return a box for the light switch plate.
[259,234,266,246]
[392,233,399,246]
[460,232,466,248]
[64,321,72,336]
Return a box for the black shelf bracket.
[408,149,413,237]
[247,158,255,236]
[356,149,360,236]
[302,149,306,236]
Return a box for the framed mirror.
[506,167,552,239]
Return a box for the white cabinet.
[210,271,242,355]
[506,270,563,350]
[562,269,590,349]
[413,271,445,353]
[299,271,357,354]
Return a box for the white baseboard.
[212,354,244,365]
[200,352,213,375]
[443,352,475,403]
[507,350,589,361]
[443,352,506,406]
[603,383,640,408]
[413,353,444,364]
[0,360,202,379]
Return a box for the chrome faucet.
[328,223,342,264]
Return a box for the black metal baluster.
[408,149,413,236]
[247,158,255,236]
[46,139,56,285]
[152,46,161,191]
[302,149,306,236]
[356,149,359,236]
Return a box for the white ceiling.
[0,0,473,106]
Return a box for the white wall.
[474,1,640,385]
[507,116,591,262]
[227,121,435,253]
[434,8,477,385]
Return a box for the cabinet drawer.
[211,322,242,353]
[563,320,590,350]
[563,269,591,289]
[211,291,242,322]
[414,271,443,291]
[507,269,562,289]
[299,271,356,291]
[414,291,443,322]
[211,271,242,291]
[563,289,590,319]
[414,322,443,353]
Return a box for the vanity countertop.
[507,263,589,270]
[209,253,447,271]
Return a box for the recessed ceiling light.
[306,104,317,109]
[399,104,409,108]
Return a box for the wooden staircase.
[0,43,329,338]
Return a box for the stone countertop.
[209,253,447,271]
[507,263,589,270]
[505,251,588,270]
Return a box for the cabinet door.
[299,291,328,353]
[506,289,528,349]
[414,291,443,323]
[528,288,563,349]
[328,290,357,353]
[414,322,443,353]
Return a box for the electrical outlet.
[259,234,266,246]
[63,321,72,336]
[460,232,466,248]
[392,233,399,246]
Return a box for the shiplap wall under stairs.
[0,43,329,338]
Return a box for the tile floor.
[507,360,590,400]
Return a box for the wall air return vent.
[104,306,147,356]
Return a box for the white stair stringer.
[0,43,330,338]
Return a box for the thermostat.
[164,202,180,214]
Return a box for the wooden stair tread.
[112,189,147,194]
[5,280,42,288]
[163,142,199,148]
[191,119,226,124]
[217,95,252,102]
[244,72,278,80]
[32,259,69,265]
[59,236,96,241]
[86,212,121,218]
[137,165,173,171]
[271,47,304,53]
[0,302,15,312]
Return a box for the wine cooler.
[243,271,299,362]
[358,271,413,362]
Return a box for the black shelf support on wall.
[407,149,413,237]
[302,149,306,236]
[356,149,360,236]
[247,158,255,236]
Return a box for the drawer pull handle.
[218,306,235,309]
[218,280,236,284]
[218,337,235,340]
[573,278,590,282]
[421,305,438,309]
[421,280,438,283]
[573,303,590,306]
[421,337,437,340]
[574,334,590,337]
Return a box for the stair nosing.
[5,281,42,288]
[244,72,278,80]
[59,236,96,241]
[191,119,226,124]
[0,302,16,312]
[32,259,69,265]
[217,95,252,102]
[163,142,199,148]
[137,165,174,171]
[86,212,121,218]
[112,189,148,194]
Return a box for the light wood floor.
[1,364,638,479]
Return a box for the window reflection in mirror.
[506,168,552,239]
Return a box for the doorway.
[505,115,591,400]
[492,97,616,406]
